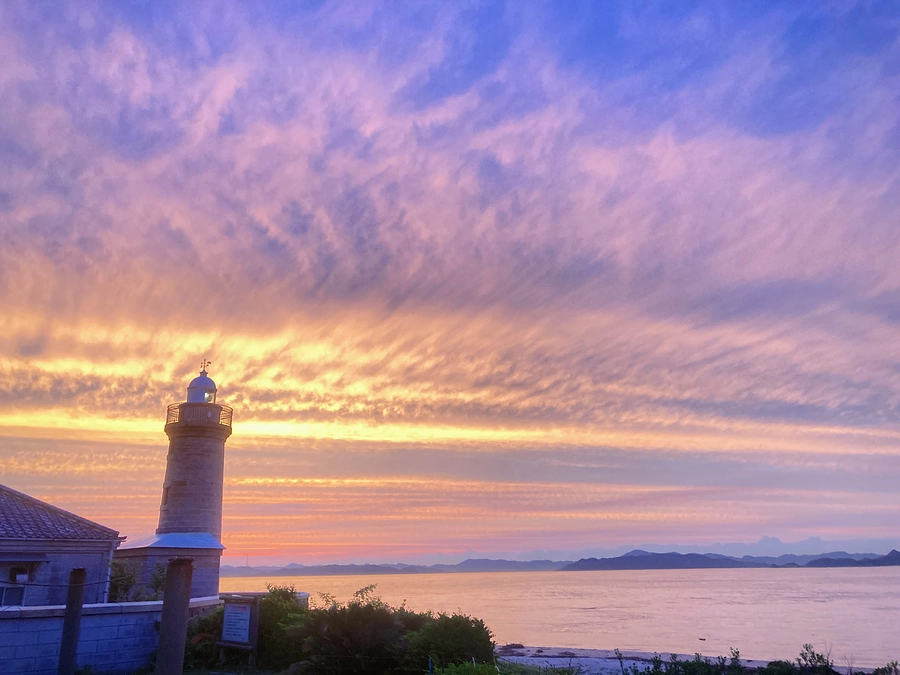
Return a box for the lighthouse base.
[115,532,225,599]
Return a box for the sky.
[1,0,900,565]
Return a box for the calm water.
[221,568,900,667]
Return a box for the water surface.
[221,568,900,667]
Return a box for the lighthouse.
[157,361,232,541]
[115,361,233,598]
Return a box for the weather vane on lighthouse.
[200,358,212,374]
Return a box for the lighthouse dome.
[186,366,217,403]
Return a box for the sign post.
[218,595,260,669]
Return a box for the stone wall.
[0,596,220,675]
[159,413,230,541]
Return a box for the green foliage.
[757,662,796,675]
[183,605,228,670]
[212,584,496,675]
[296,596,407,674]
[438,664,582,675]
[405,613,495,670]
[107,559,136,603]
[609,645,848,675]
[872,662,900,675]
[107,560,166,602]
[147,563,167,600]
[257,584,308,670]
[495,663,584,674]
[183,584,309,672]
[438,664,501,675]
[795,644,836,675]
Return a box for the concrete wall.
[0,596,220,675]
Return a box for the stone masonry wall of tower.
[157,405,232,541]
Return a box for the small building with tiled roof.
[0,483,123,606]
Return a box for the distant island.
[560,548,900,571]
[220,558,569,576]
[221,549,900,577]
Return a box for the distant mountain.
[220,563,432,577]
[221,550,900,577]
[221,558,571,577]
[561,549,900,572]
[431,559,569,573]
[737,551,881,566]
[561,551,770,571]
[804,550,900,568]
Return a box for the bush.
[183,604,228,671]
[872,662,899,675]
[446,664,583,674]
[107,559,136,603]
[182,583,495,674]
[107,560,166,602]
[297,597,407,674]
[758,662,796,675]
[278,585,495,675]
[405,613,495,671]
[258,584,308,670]
[795,644,837,675]
[183,584,308,672]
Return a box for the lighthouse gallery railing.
[166,403,233,428]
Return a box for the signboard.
[222,601,252,644]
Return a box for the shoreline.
[495,646,875,675]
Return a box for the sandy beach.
[495,646,870,675]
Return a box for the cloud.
[1,0,900,559]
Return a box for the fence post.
[57,568,86,675]
[155,558,194,675]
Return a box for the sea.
[220,568,900,668]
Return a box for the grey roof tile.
[0,483,120,541]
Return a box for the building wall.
[0,597,220,675]
[113,547,222,599]
[0,541,117,607]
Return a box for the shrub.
[256,584,308,670]
[107,560,165,602]
[795,644,836,675]
[183,605,229,671]
[183,583,496,674]
[297,598,407,674]
[107,559,136,603]
[497,664,585,674]
[183,584,308,672]
[758,661,796,675]
[439,665,501,675]
[872,662,899,675]
[405,613,495,671]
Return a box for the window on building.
[0,584,25,606]
[8,567,27,583]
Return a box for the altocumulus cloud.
[1,0,900,562]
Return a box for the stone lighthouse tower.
[158,361,232,541]
[115,361,233,598]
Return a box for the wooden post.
[57,568,86,675]
[248,596,259,670]
[155,559,193,675]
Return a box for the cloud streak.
[1,0,899,561]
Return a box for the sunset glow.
[2,1,899,564]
